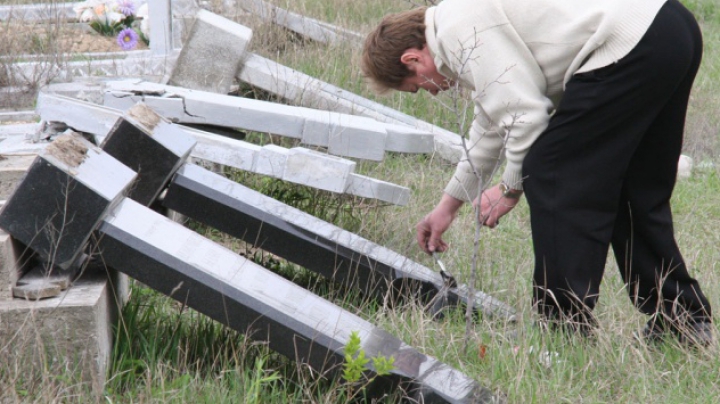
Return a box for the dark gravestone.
[98,105,514,320]
[0,134,136,269]
[162,164,516,321]
[96,198,499,404]
[99,104,196,206]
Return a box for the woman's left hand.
[473,184,522,228]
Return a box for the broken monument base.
[0,264,127,397]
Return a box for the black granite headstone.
[0,134,136,269]
[96,198,499,404]
[100,104,196,206]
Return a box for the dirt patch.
[127,103,163,131]
[1,22,149,55]
[46,133,89,167]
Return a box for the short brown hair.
[361,7,428,94]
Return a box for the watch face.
[500,182,521,198]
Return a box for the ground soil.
[1,22,149,110]
[2,22,149,56]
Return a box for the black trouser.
[522,0,712,330]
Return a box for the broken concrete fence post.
[104,80,393,161]
[237,53,464,162]
[283,147,355,193]
[39,87,410,205]
[168,9,253,94]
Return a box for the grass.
[2,0,720,403]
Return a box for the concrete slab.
[11,263,75,300]
[284,147,355,193]
[168,9,253,94]
[0,154,35,200]
[238,53,464,163]
[104,80,432,160]
[0,230,27,301]
[0,265,121,397]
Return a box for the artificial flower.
[73,0,105,22]
[117,27,139,50]
[116,0,136,17]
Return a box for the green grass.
[3,0,720,403]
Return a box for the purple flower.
[117,28,139,50]
[116,0,136,16]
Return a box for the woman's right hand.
[416,194,464,254]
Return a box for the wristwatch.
[499,182,523,199]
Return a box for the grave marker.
[0,134,136,270]
[0,129,501,404]
[168,9,253,93]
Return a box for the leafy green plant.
[342,331,395,386]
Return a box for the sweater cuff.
[501,163,524,191]
[443,173,481,203]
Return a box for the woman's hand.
[416,194,464,254]
[473,184,522,228]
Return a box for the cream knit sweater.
[427,0,667,202]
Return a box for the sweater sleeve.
[443,24,555,202]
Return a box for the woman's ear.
[400,48,422,69]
